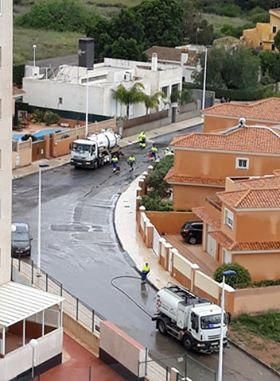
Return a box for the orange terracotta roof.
[203,97,280,123]
[209,231,280,251]
[192,206,221,229]
[217,188,280,209]
[165,168,225,186]
[145,46,182,62]
[171,125,280,154]
[233,174,280,190]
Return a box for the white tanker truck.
[70,130,121,169]
[152,284,228,353]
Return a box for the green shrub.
[252,279,280,288]
[31,109,45,123]
[214,263,251,288]
[141,194,173,211]
[146,155,174,198]
[43,111,60,125]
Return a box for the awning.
[0,282,63,328]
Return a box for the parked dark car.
[11,222,32,257]
[180,221,203,244]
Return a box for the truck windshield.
[72,143,92,153]
[200,314,222,329]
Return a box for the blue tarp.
[13,128,62,142]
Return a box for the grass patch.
[231,312,280,343]
[202,12,250,32]
[14,27,80,65]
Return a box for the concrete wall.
[0,0,13,284]
[0,328,62,380]
[122,114,171,137]
[146,211,198,235]
[232,252,280,281]
[172,184,223,210]
[12,140,32,169]
[234,285,280,314]
[100,320,146,380]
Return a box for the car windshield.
[12,231,29,242]
[200,314,222,329]
[72,143,92,153]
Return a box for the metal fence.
[139,352,217,381]
[11,258,103,336]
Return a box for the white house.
[23,56,183,119]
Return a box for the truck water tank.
[88,131,120,149]
[157,289,184,322]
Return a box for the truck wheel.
[183,335,192,350]
[158,319,167,335]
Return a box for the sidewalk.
[12,116,203,180]
[115,177,174,290]
[41,334,123,381]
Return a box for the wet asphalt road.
[12,127,279,381]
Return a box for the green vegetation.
[214,263,252,288]
[14,27,79,65]
[141,155,174,211]
[113,83,145,119]
[31,109,60,125]
[231,312,280,343]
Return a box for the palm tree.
[113,82,145,119]
[143,91,165,115]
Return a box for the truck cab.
[70,139,110,168]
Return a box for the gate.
[32,140,45,161]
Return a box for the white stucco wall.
[0,328,63,380]
[23,58,183,119]
[0,0,12,284]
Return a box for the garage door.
[207,234,217,258]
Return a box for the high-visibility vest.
[151,146,158,153]
[112,157,118,163]
[128,156,136,162]
[142,264,150,273]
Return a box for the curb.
[228,338,280,377]
[13,158,70,180]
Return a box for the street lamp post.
[85,70,89,138]
[218,269,236,381]
[29,339,38,379]
[33,44,37,68]
[37,163,49,276]
[202,47,208,110]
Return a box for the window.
[58,97,63,105]
[236,157,249,169]
[273,26,277,33]
[272,44,276,51]
[224,208,234,229]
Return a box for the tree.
[259,50,280,82]
[214,263,251,288]
[16,0,98,32]
[194,47,260,90]
[274,30,280,51]
[135,0,184,47]
[112,83,145,119]
[104,37,146,61]
[143,91,164,114]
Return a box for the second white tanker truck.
[70,130,121,169]
[152,284,228,353]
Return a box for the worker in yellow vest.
[141,262,150,283]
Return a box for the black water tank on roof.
[78,37,94,69]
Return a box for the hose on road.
[111,275,154,319]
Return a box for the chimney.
[78,37,94,69]
[151,53,158,71]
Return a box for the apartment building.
[166,124,280,210]
[193,172,280,281]
[0,0,13,285]
[0,3,64,379]
[203,98,280,133]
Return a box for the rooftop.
[269,8,280,18]
[217,188,280,209]
[171,125,280,154]
[203,98,280,123]
[209,231,280,252]
[165,168,225,186]
[0,282,63,328]
[233,173,280,190]
[145,45,200,66]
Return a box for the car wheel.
[183,335,193,351]
[188,236,197,245]
[158,319,167,335]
